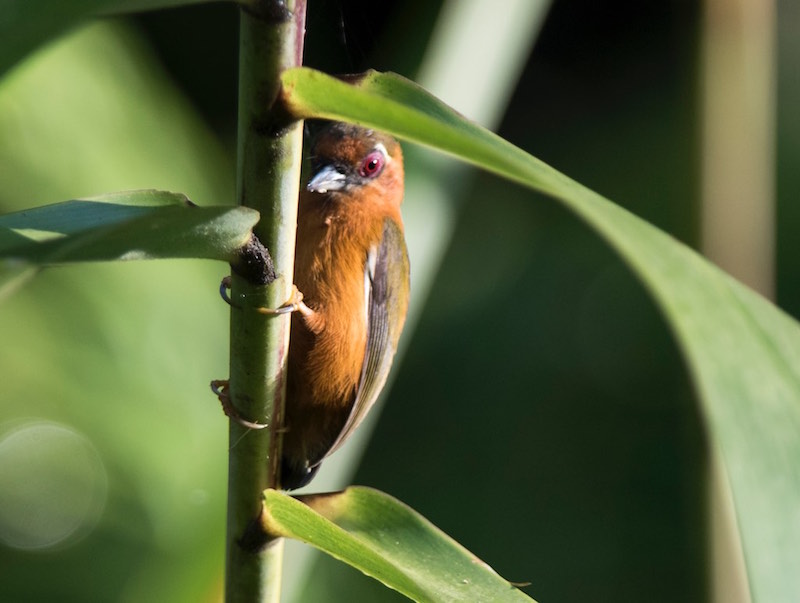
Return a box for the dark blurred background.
[1,0,796,601]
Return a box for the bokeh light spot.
[0,421,108,550]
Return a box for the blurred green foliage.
[0,20,232,603]
[1,1,797,602]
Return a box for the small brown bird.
[280,122,410,489]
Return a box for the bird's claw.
[219,278,312,317]
[255,284,313,317]
[210,379,268,430]
[219,276,234,305]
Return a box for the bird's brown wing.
[322,218,410,459]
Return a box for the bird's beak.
[307,165,347,193]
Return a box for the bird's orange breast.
[284,194,393,461]
[280,122,406,489]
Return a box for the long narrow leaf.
[263,487,535,603]
[0,0,233,77]
[281,67,800,603]
[0,190,257,265]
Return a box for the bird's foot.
[219,278,312,317]
[255,284,313,317]
[210,379,268,430]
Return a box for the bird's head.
[306,123,404,208]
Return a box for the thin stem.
[225,2,306,602]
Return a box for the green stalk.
[225,1,306,601]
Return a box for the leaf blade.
[0,190,258,264]
[264,487,536,603]
[0,0,234,77]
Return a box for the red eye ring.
[359,151,385,178]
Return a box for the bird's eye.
[359,151,385,178]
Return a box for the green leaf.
[0,0,233,77]
[281,67,800,603]
[264,487,535,603]
[0,190,258,265]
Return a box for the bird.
[280,122,410,490]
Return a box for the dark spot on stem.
[244,0,292,23]
[252,97,298,137]
[238,507,279,553]
[232,233,276,285]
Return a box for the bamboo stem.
[225,2,306,601]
